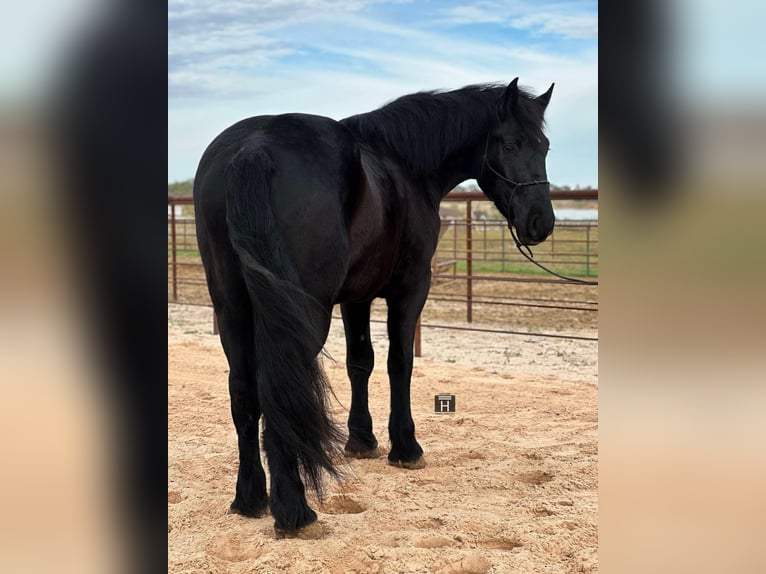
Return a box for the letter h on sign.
[434,394,456,413]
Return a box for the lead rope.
[481,135,598,286]
[508,222,598,285]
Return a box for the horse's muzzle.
[512,210,555,247]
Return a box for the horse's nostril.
[526,212,554,243]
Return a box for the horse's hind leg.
[218,304,269,517]
[203,246,268,517]
[341,301,380,458]
[263,376,323,538]
[261,309,335,538]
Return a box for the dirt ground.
[168,304,598,573]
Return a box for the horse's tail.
[223,145,344,496]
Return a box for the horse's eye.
[503,143,514,152]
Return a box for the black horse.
[193,78,555,537]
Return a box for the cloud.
[168,0,386,99]
[168,1,597,185]
[169,4,595,101]
[442,4,506,25]
[440,1,598,39]
[510,13,597,39]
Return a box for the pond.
[553,208,598,221]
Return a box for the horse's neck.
[426,112,491,197]
[348,90,497,199]
[432,140,485,198]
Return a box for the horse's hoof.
[274,521,327,540]
[387,456,426,470]
[229,500,270,518]
[344,446,381,459]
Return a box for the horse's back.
[195,113,360,306]
[195,112,359,206]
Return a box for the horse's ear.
[501,77,520,116]
[535,83,554,110]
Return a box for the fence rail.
[168,189,598,352]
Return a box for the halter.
[481,135,598,286]
[481,134,550,191]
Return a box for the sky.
[2,1,764,188]
[169,0,598,187]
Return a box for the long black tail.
[224,146,344,496]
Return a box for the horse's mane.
[340,83,546,176]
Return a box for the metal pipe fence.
[168,189,598,350]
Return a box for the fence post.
[501,224,506,272]
[414,315,421,357]
[550,224,555,263]
[213,311,219,335]
[585,224,591,276]
[466,200,473,323]
[452,220,457,278]
[170,200,178,301]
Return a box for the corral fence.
[168,189,598,353]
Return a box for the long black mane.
[341,83,545,176]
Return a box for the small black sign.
[434,394,456,413]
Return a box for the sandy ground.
[169,304,598,573]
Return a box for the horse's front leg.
[341,300,381,458]
[385,278,430,469]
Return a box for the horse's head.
[478,78,555,246]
